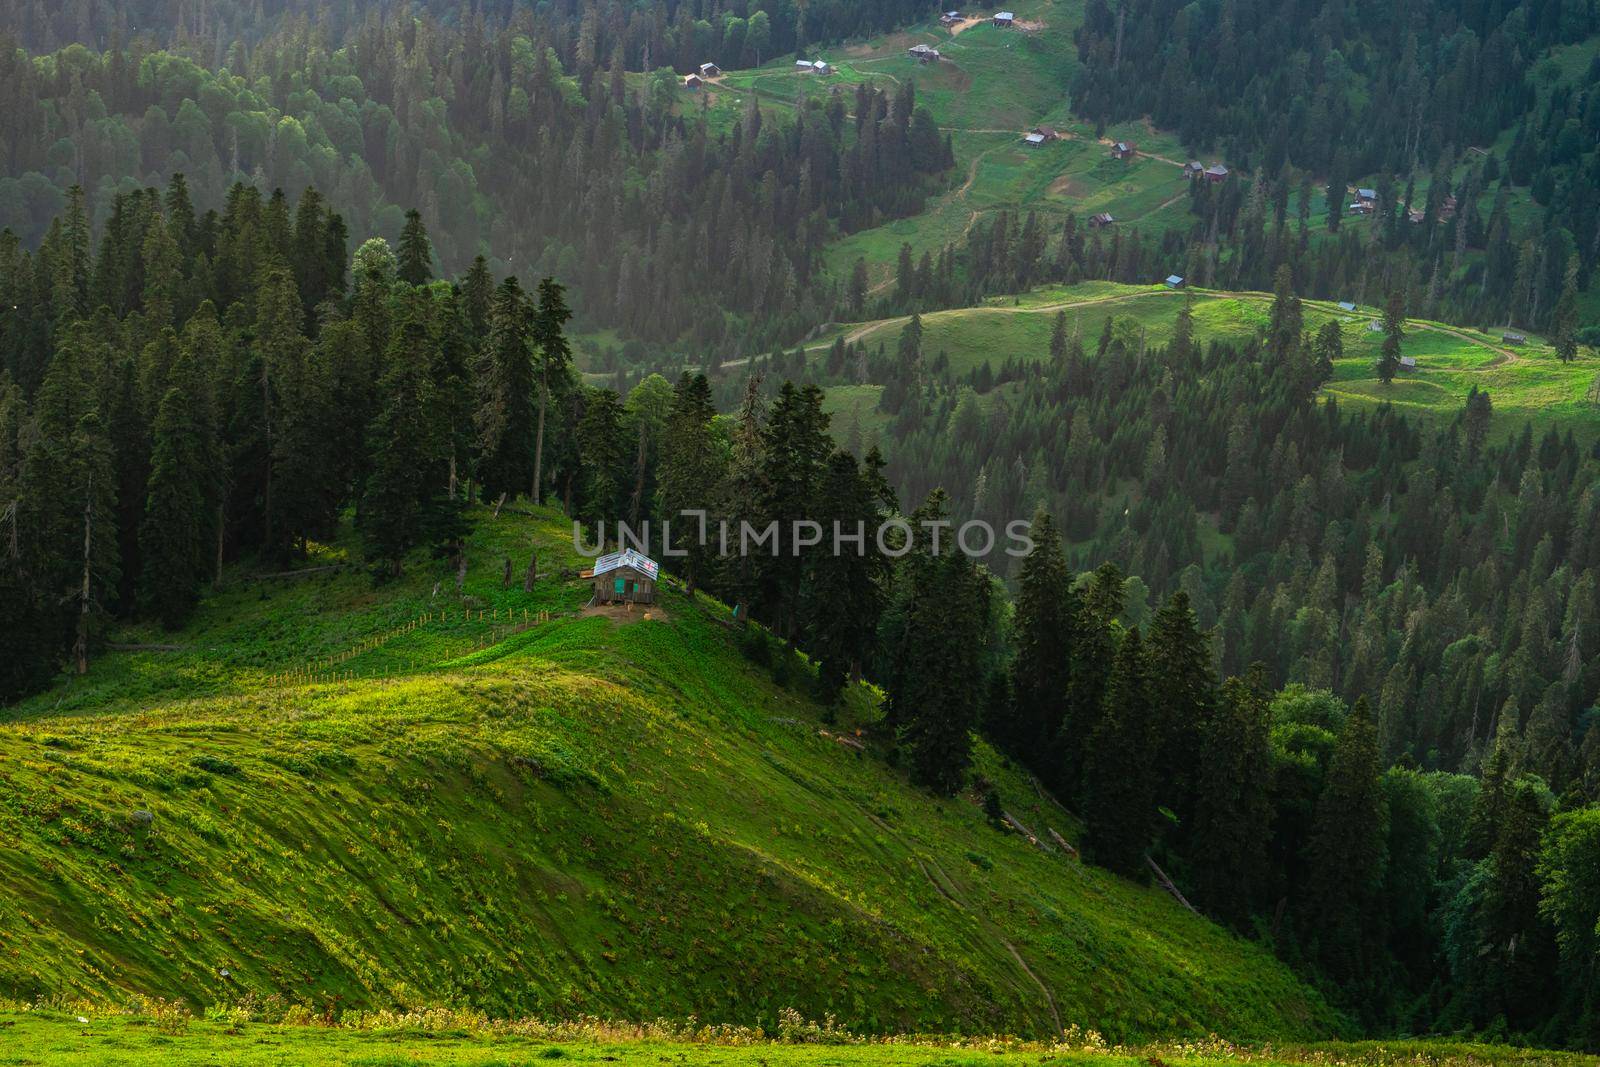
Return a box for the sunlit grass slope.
[1,506,1336,1041]
[3,1011,1593,1067]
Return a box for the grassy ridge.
[808,282,1599,439]
[0,507,1336,1041]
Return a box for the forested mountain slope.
[0,504,1338,1041]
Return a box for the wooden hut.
[585,549,660,605]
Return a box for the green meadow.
[808,283,1599,439]
[0,505,1338,1042]
[3,1010,1597,1067]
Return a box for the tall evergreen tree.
[1082,626,1158,876]
[1189,669,1275,927]
[396,209,434,287]
[474,276,535,504]
[1303,696,1387,983]
[1007,509,1075,757]
[139,347,219,627]
[529,277,574,506]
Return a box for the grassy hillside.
[674,0,1560,310]
[801,282,1600,439]
[2,1012,1595,1067]
[0,506,1337,1041]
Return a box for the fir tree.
[1302,696,1386,982]
[529,277,573,505]
[1082,626,1157,876]
[1377,290,1405,384]
[358,298,444,576]
[1007,509,1075,756]
[1189,669,1274,927]
[473,276,535,504]
[139,348,218,627]
[396,209,435,287]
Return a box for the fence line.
[265,608,556,688]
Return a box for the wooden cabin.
[684,73,703,89]
[993,11,1015,26]
[1111,141,1136,160]
[699,62,721,78]
[585,549,660,605]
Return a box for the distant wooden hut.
[1111,141,1136,160]
[1204,163,1229,182]
[940,10,963,24]
[1088,212,1115,228]
[585,549,659,605]
[1023,131,1046,147]
[908,43,942,62]
[1502,332,1527,346]
[993,11,1015,25]
[1399,356,1418,370]
[699,62,721,77]
[684,73,703,89]
[1165,275,1185,289]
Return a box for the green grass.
[808,283,1600,440]
[0,505,1338,1042]
[2,1009,1594,1067]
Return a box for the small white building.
[993,11,1015,26]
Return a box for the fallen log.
[1001,810,1044,848]
[1046,826,1078,856]
[249,564,347,581]
[1146,855,1200,916]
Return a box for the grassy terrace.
[797,282,1598,440]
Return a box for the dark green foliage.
[139,348,218,628]
[892,491,993,796]
[473,277,535,505]
[1302,697,1386,986]
[358,298,445,576]
[1188,671,1274,928]
[396,210,434,287]
[1081,627,1158,876]
[1005,511,1075,758]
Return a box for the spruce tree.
[801,450,880,704]
[1007,509,1074,758]
[396,209,434,287]
[1082,627,1158,876]
[1302,695,1387,982]
[529,277,574,506]
[895,491,992,795]
[1189,671,1274,927]
[1147,590,1218,823]
[473,276,535,504]
[657,373,723,592]
[139,348,219,627]
[1377,290,1405,383]
[358,300,445,577]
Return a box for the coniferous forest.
[3,0,1600,1059]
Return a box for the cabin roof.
[592,549,660,579]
